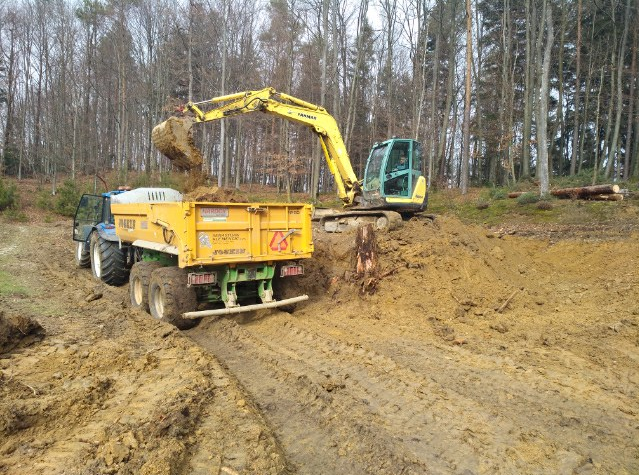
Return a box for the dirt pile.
[184,186,253,203]
[305,213,639,323]
[290,215,535,316]
[0,310,44,354]
[0,305,288,475]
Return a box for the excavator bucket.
[151,117,203,171]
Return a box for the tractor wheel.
[90,233,129,286]
[75,241,91,268]
[129,261,163,312]
[148,267,199,330]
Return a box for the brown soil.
[1,209,638,474]
[151,117,203,172]
[184,186,253,203]
[0,311,44,354]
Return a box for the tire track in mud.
[188,314,526,474]
[190,310,639,474]
[297,312,639,472]
[258,319,505,470]
[189,317,432,474]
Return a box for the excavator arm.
[152,87,361,206]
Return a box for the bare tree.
[569,0,582,176]
[536,0,553,196]
[460,0,471,194]
[605,0,631,179]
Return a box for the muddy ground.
[0,208,638,474]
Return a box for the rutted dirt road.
[1,214,638,474]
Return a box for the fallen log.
[508,192,526,198]
[551,184,620,199]
[585,193,624,201]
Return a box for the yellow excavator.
[152,87,428,231]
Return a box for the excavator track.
[318,210,403,232]
[151,116,203,171]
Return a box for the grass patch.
[0,270,31,297]
[516,192,540,205]
[3,208,29,222]
[426,187,638,227]
[0,178,18,211]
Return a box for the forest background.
[0,0,638,201]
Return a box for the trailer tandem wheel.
[129,261,163,312]
[148,267,199,330]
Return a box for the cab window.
[385,144,410,174]
[364,144,388,191]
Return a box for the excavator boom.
[152,87,361,206]
[151,87,429,228]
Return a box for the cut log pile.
[509,184,624,201]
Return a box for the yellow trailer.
[75,188,313,329]
[110,196,313,268]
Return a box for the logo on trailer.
[201,207,229,222]
[269,231,288,251]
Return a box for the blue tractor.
[72,189,132,286]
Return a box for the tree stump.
[356,224,378,277]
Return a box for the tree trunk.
[437,6,457,181]
[551,184,620,198]
[312,0,330,201]
[235,121,243,190]
[570,0,582,175]
[552,4,566,174]
[606,0,631,180]
[218,0,229,188]
[592,67,605,185]
[521,0,535,180]
[382,0,397,137]
[497,0,509,185]
[536,0,553,196]
[460,0,472,194]
[624,18,637,179]
[427,29,441,187]
[602,40,616,178]
[331,0,339,122]
[577,53,594,175]
[472,7,484,182]
[634,65,639,177]
[412,0,429,140]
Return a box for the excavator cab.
[362,139,427,211]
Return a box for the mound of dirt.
[286,214,529,310]
[184,186,252,203]
[0,311,44,354]
[293,213,639,332]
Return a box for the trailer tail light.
[188,272,217,287]
[280,264,304,277]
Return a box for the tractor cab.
[362,138,427,211]
[73,189,129,244]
